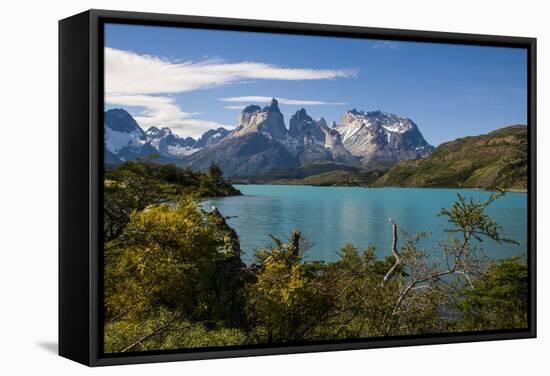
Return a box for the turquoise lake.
[203,185,528,263]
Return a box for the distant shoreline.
[230,181,528,193]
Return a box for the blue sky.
[104,23,527,145]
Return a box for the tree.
[103,163,160,241]
[323,244,401,339]
[102,185,528,352]
[208,162,224,185]
[245,231,333,343]
[103,160,241,241]
[455,255,528,331]
[103,198,224,352]
[382,193,518,335]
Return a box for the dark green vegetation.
[455,255,528,331]
[232,126,528,191]
[104,160,240,241]
[232,161,389,187]
[375,125,528,190]
[103,163,528,353]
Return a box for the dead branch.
[120,319,174,353]
[381,218,401,285]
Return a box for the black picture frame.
[59,9,537,367]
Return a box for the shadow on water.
[37,341,58,354]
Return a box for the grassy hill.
[374,125,528,191]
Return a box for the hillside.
[374,125,528,190]
[232,161,387,186]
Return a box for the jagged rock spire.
[264,97,280,113]
[293,108,310,121]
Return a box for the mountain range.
[104,108,230,165]
[104,98,434,176]
[237,125,528,191]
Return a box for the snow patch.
[382,121,411,133]
[104,127,145,154]
[167,145,201,156]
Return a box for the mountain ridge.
[103,107,526,190]
[179,98,435,176]
[336,109,434,163]
[104,101,450,178]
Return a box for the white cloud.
[105,47,357,137]
[168,118,235,137]
[105,94,233,138]
[105,47,357,96]
[224,105,248,110]
[220,96,348,107]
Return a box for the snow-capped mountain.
[288,108,356,165]
[104,108,229,162]
[145,126,198,158]
[104,109,156,162]
[186,99,362,176]
[104,102,435,177]
[195,127,230,148]
[176,99,435,176]
[335,110,434,163]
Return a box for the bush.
[455,255,528,331]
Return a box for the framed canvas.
[59,9,537,366]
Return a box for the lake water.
[202,185,528,264]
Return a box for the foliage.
[379,193,522,336]
[104,311,248,353]
[104,198,253,352]
[243,231,334,343]
[104,199,222,323]
[103,174,529,352]
[320,244,401,338]
[455,255,528,331]
[103,160,240,241]
[439,193,518,244]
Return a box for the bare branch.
[120,322,171,353]
[120,315,177,353]
[382,218,401,285]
